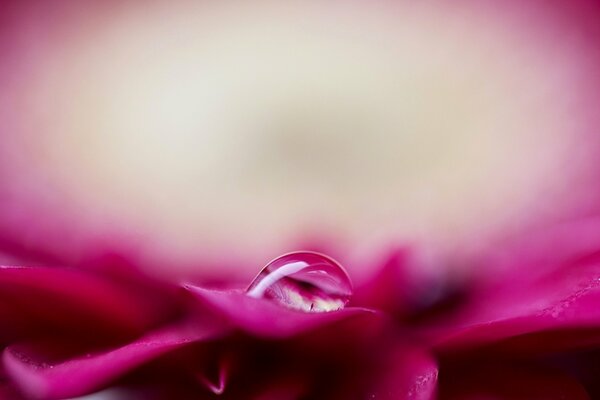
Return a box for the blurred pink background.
[1,0,600,281]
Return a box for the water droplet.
[247,251,353,312]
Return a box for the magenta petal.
[184,285,378,338]
[2,320,225,400]
[351,249,415,316]
[0,383,25,400]
[369,347,437,400]
[434,250,600,353]
[0,265,173,339]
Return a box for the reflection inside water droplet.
[247,251,353,312]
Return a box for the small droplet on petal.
[247,251,353,312]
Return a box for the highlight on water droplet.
[247,251,353,313]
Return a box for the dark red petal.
[2,320,225,400]
[368,347,437,400]
[439,362,590,400]
[0,383,25,400]
[250,380,308,400]
[0,265,175,341]
[184,285,379,338]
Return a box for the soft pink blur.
[1,0,600,280]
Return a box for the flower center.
[247,251,352,312]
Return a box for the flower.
[0,250,390,399]
[1,222,600,399]
[2,0,600,398]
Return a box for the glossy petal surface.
[0,266,173,341]
[369,347,438,400]
[435,237,600,354]
[3,320,224,399]
[186,285,376,338]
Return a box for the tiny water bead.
[247,251,353,313]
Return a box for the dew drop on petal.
[247,251,353,312]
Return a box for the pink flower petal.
[184,285,379,338]
[3,320,225,399]
[351,249,415,316]
[0,265,176,341]
[434,232,600,353]
[368,347,438,400]
[0,383,25,400]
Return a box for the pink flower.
[0,251,386,399]
[1,223,600,399]
[365,219,600,399]
[2,0,600,399]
